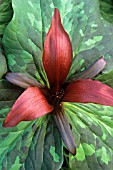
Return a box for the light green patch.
[0,52,7,78]
[28,39,37,52]
[80,15,88,22]
[79,29,84,36]
[8,55,16,66]
[12,3,16,9]
[102,133,106,140]
[82,143,95,156]
[85,36,103,46]
[77,2,84,9]
[28,1,34,7]
[21,51,32,63]
[75,144,85,161]
[76,119,86,128]
[35,20,42,32]
[63,104,86,128]
[96,147,111,165]
[0,108,10,115]
[49,146,60,163]
[10,157,22,170]
[0,131,22,148]
[50,3,54,8]
[80,36,103,52]
[80,59,84,65]
[27,13,35,26]
[105,54,111,60]
[80,10,84,15]
[0,147,8,155]
[91,23,98,27]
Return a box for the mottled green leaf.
[2,0,48,86]
[64,102,113,170]
[25,117,63,170]
[0,52,7,79]
[0,116,45,170]
[0,79,23,111]
[95,70,113,88]
[3,0,113,83]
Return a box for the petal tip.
[71,148,76,156]
[43,8,72,93]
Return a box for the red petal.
[3,87,53,127]
[43,8,72,94]
[63,79,113,106]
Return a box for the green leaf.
[0,79,23,111]
[0,0,13,35]
[3,0,113,83]
[64,102,113,170]
[95,70,113,88]
[0,52,7,79]
[0,115,63,170]
[99,0,113,23]
[25,117,63,170]
[0,37,7,79]
[2,0,48,86]
[0,116,45,170]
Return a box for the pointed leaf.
[43,8,72,93]
[53,107,76,155]
[3,87,53,127]
[63,79,113,106]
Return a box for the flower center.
[49,89,65,106]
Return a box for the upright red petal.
[63,79,113,106]
[43,8,72,94]
[3,87,53,127]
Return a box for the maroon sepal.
[53,107,76,155]
[6,73,45,89]
[63,79,113,106]
[3,87,53,127]
[69,56,106,81]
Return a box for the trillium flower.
[3,8,113,155]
